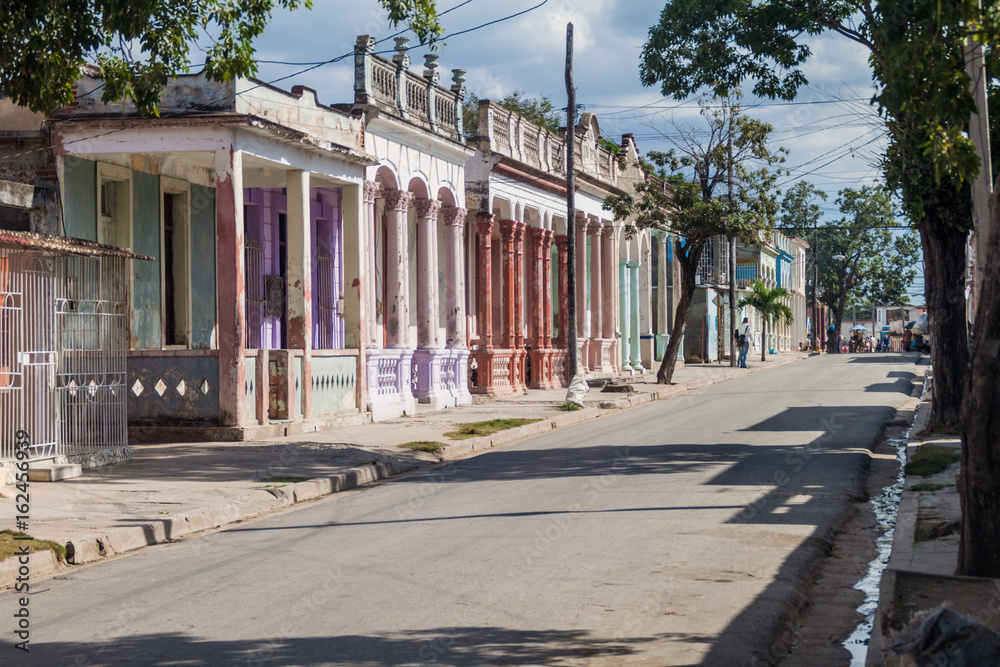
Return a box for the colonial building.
[2,68,376,440]
[350,36,475,419]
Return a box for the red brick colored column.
[555,234,568,349]
[542,229,554,349]
[476,216,494,350]
[499,220,517,349]
[530,228,545,348]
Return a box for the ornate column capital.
[499,219,517,242]
[554,233,568,248]
[415,198,442,220]
[363,180,381,203]
[442,206,468,227]
[587,220,603,236]
[383,189,413,212]
[601,225,615,239]
[476,215,494,238]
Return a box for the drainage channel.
[843,431,910,665]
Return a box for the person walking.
[737,317,753,368]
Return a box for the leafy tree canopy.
[816,184,919,318]
[462,89,562,138]
[0,0,442,115]
[778,181,827,232]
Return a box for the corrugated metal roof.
[0,230,154,260]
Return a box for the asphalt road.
[0,353,921,666]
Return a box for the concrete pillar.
[342,182,366,412]
[629,261,643,371]
[286,169,312,352]
[500,220,517,349]
[215,147,246,427]
[415,198,442,348]
[601,226,615,340]
[476,216,494,349]
[555,234,568,349]
[619,259,631,371]
[542,229,554,349]
[513,222,525,350]
[443,206,467,347]
[530,228,544,347]
[363,181,380,347]
[383,189,412,347]
[589,221,603,346]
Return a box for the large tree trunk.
[656,240,702,384]
[957,189,1000,577]
[917,209,970,432]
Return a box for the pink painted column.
[542,230,554,349]
[476,216,494,349]
[499,220,517,349]
[363,181,380,347]
[383,189,412,347]
[589,220,603,370]
[530,228,545,347]
[286,169,312,352]
[443,206,468,347]
[415,198,442,348]
[514,222,526,351]
[215,147,246,427]
[555,234,568,349]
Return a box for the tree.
[604,95,786,384]
[738,280,793,362]
[0,0,442,115]
[814,185,919,353]
[462,89,562,138]
[639,0,984,433]
[779,181,828,349]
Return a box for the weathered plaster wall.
[132,171,162,349]
[190,183,217,349]
[63,156,96,240]
[127,354,220,424]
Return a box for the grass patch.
[444,418,542,440]
[558,402,582,411]
[0,529,66,562]
[905,445,961,477]
[399,441,447,454]
[259,476,308,484]
[911,482,954,492]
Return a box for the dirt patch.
[775,403,918,666]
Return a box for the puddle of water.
[842,433,909,665]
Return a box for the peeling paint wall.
[63,156,96,240]
[127,355,221,424]
[132,171,162,349]
[190,184,217,349]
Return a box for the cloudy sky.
[251,0,921,302]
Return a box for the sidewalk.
[0,353,807,587]
[868,364,997,665]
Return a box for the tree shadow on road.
[1,626,663,666]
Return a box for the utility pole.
[812,221,819,351]
[565,23,578,383]
[727,109,737,367]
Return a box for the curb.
[1,353,808,588]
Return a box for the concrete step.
[28,463,83,482]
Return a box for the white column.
[589,221,603,343]
[415,198,442,348]
[382,189,412,347]
[286,169,312,352]
[443,206,468,347]
[629,261,643,371]
[363,181,380,347]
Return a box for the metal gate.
[0,242,129,464]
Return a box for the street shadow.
[1,626,661,666]
[740,406,894,432]
[846,353,921,364]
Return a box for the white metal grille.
[0,248,129,463]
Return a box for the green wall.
[190,184,216,349]
[132,171,162,349]
[62,156,96,240]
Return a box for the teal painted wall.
[132,171,162,349]
[63,157,96,240]
[190,184,216,349]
